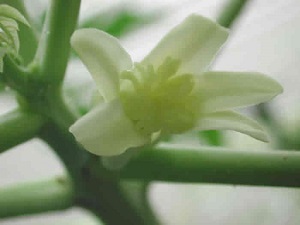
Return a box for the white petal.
[71,29,132,101]
[196,110,268,142]
[198,71,283,112]
[69,99,148,156]
[142,14,228,74]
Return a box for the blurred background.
[1,0,300,224]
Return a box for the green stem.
[217,0,249,28]
[2,56,30,94]
[38,88,86,187]
[121,181,161,225]
[45,87,79,131]
[39,123,88,191]
[209,0,249,69]
[36,0,81,85]
[0,176,74,218]
[40,125,148,225]
[120,144,300,187]
[80,157,149,225]
[0,108,45,153]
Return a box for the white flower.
[69,14,283,156]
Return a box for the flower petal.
[71,29,132,101]
[69,99,148,156]
[198,71,283,112]
[0,18,19,51]
[196,110,268,142]
[0,4,29,26]
[142,14,228,74]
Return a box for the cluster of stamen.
[120,57,200,137]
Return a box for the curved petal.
[0,18,19,51]
[198,71,283,112]
[71,29,132,101]
[196,110,268,142]
[0,4,29,26]
[69,99,148,156]
[142,14,228,74]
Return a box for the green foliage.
[80,8,157,37]
[199,130,223,146]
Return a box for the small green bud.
[0,4,29,72]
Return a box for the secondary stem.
[0,176,74,218]
[36,0,81,85]
[0,108,45,153]
[2,56,31,95]
[120,144,300,187]
[40,124,150,225]
[217,0,249,28]
[121,181,161,225]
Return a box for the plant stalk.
[119,144,300,187]
[0,176,74,218]
[217,0,249,28]
[0,108,44,153]
[35,0,81,85]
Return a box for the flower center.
[120,57,201,136]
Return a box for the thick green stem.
[217,0,249,28]
[119,145,300,187]
[79,161,149,225]
[45,87,79,131]
[38,88,86,187]
[40,125,150,225]
[121,181,161,225]
[36,0,81,85]
[0,176,74,218]
[0,108,45,153]
[209,0,249,70]
[39,123,88,191]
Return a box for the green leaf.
[80,9,156,37]
[199,130,223,146]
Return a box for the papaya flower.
[69,14,283,156]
